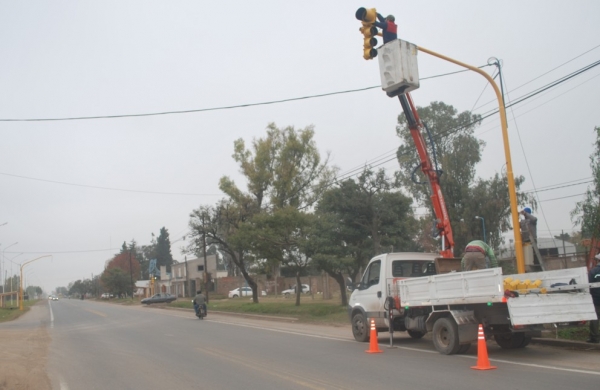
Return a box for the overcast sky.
[1,1,599,292]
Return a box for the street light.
[2,242,18,293]
[475,216,486,244]
[6,253,23,306]
[20,255,51,310]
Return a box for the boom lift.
[397,92,455,258]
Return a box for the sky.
[0,1,599,293]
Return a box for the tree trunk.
[331,272,348,306]
[295,272,301,306]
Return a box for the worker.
[519,207,537,243]
[374,13,397,44]
[461,240,498,271]
[588,254,600,344]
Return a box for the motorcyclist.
[193,289,207,316]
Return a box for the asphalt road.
[33,299,599,389]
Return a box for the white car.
[228,287,267,298]
[282,284,310,296]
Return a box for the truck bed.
[395,267,597,326]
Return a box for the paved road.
[37,299,599,389]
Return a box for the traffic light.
[356,7,378,60]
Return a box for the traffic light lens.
[355,7,366,21]
[370,37,378,46]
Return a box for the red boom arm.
[399,92,454,258]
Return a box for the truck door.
[354,259,385,326]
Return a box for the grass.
[169,296,349,325]
[0,299,39,323]
[556,326,592,342]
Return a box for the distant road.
[43,299,598,390]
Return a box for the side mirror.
[347,277,356,291]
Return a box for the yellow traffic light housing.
[355,7,378,60]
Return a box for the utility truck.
[347,36,599,354]
[348,253,598,354]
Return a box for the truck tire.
[352,312,370,342]
[494,333,529,349]
[457,343,471,354]
[407,330,425,339]
[432,317,461,355]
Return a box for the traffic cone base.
[365,318,383,354]
[471,324,496,370]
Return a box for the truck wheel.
[352,313,370,342]
[432,317,461,355]
[457,343,471,354]
[407,330,425,339]
[519,336,532,348]
[494,333,527,349]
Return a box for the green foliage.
[395,101,536,253]
[572,126,600,239]
[156,227,174,273]
[100,268,132,297]
[312,168,419,305]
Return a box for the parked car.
[100,293,112,299]
[228,287,267,298]
[48,295,58,301]
[141,293,177,305]
[282,284,310,296]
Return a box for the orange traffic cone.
[471,324,497,370]
[365,318,383,354]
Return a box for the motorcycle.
[192,300,206,320]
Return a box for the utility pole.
[128,249,134,299]
[202,215,209,304]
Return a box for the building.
[170,256,227,297]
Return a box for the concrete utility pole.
[128,249,134,299]
[202,215,209,304]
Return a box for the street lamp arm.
[20,255,51,311]
[416,45,524,273]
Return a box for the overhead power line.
[0,67,490,122]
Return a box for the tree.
[191,123,333,303]
[100,268,131,297]
[156,227,174,273]
[572,126,600,240]
[234,206,314,306]
[313,168,419,305]
[188,200,260,300]
[395,101,535,252]
[101,252,141,296]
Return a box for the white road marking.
[58,375,69,390]
[48,300,54,329]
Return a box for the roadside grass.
[0,299,39,323]
[169,296,348,325]
[556,326,591,342]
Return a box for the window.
[360,260,381,289]
[197,265,204,272]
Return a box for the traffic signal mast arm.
[398,92,455,258]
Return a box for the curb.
[531,337,600,351]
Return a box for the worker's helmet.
[386,15,395,22]
[523,207,532,214]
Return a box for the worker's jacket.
[375,14,397,43]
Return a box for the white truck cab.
[348,252,438,342]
